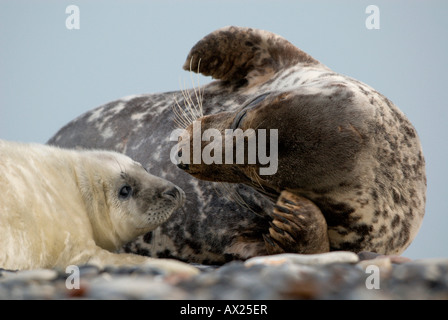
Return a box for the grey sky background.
[1,0,447,259]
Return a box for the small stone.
[0,256,447,299]
[244,251,359,267]
[0,269,17,278]
[410,258,448,266]
[78,264,101,278]
[87,276,185,299]
[358,257,392,271]
[357,251,412,264]
[357,257,393,276]
[376,258,448,299]
[65,280,90,299]
[357,251,383,261]
[0,269,57,282]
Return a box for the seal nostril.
[178,150,182,158]
[177,162,189,170]
[162,187,180,200]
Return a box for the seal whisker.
[182,78,201,121]
[247,166,264,191]
[214,182,261,216]
[171,57,204,130]
[171,98,185,128]
[213,182,239,204]
[113,156,126,174]
[189,57,204,119]
[172,97,191,129]
[174,90,195,127]
[170,113,185,130]
[171,98,185,125]
[174,58,204,127]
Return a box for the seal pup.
[0,139,198,275]
[48,26,426,263]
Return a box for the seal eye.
[232,93,270,129]
[118,185,133,200]
[232,110,247,129]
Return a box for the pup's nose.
[177,162,190,170]
[162,186,185,207]
[162,186,181,200]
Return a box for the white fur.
[0,140,198,274]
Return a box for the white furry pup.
[0,140,197,275]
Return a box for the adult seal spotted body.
[48,26,426,264]
[0,139,197,274]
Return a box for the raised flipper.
[184,26,319,87]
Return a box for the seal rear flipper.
[264,190,330,254]
[183,26,319,87]
[87,248,199,275]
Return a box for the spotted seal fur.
[48,26,426,263]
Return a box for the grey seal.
[48,26,426,264]
[0,139,198,274]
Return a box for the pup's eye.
[118,185,133,200]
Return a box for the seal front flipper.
[184,26,319,87]
[263,190,330,255]
[87,248,199,276]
